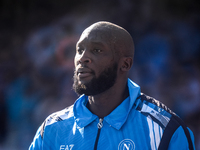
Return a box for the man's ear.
[120,57,133,72]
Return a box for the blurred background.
[0,0,200,149]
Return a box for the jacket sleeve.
[29,126,43,150]
[168,126,195,150]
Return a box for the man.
[29,21,195,150]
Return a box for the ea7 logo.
[60,144,74,150]
[118,139,135,150]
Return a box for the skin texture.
[73,21,134,118]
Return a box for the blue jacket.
[29,79,195,150]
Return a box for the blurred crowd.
[0,0,200,149]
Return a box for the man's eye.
[93,49,102,53]
[77,48,84,54]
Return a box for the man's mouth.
[77,68,94,78]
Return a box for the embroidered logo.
[118,139,135,150]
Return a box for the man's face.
[73,28,118,96]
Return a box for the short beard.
[73,63,118,96]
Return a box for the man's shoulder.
[139,93,175,115]
[136,93,194,150]
[136,93,176,129]
[136,94,193,150]
[40,105,74,139]
[45,105,74,126]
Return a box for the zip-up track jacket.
[29,79,195,150]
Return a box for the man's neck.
[87,81,129,118]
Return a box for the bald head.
[81,21,134,58]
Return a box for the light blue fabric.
[29,79,195,150]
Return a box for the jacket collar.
[73,78,141,130]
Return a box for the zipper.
[94,118,103,150]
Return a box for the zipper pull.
[97,118,103,129]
